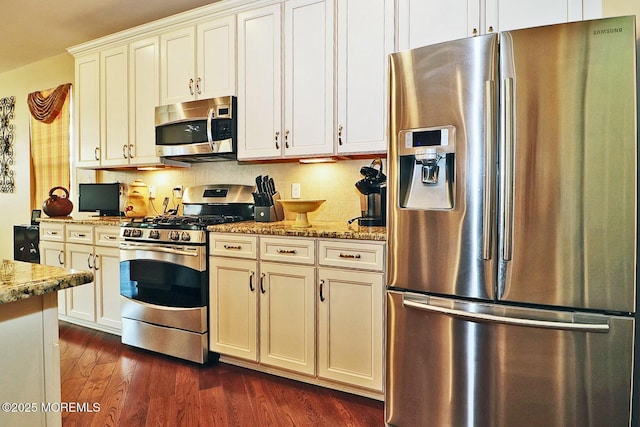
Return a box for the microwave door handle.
[206,107,215,150]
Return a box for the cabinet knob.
[488,26,494,33]
[472,28,478,37]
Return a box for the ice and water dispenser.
[398,126,456,210]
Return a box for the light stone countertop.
[207,220,387,241]
[0,259,94,304]
[38,217,387,241]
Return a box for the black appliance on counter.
[350,159,387,226]
[119,184,255,364]
[13,225,39,263]
[13,210,41,263]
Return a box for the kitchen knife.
[255,175,263,193]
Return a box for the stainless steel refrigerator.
[386,16,637,427]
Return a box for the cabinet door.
[40,240,66,315]
[94,246,121,330]
[237,4,283,160]
[100,45,129,167]
[75,53,101,167]
[65,243,96,322]
[259,262,315,375]
[336,0,394,155]
[283,0,334,158]
[129,36,161,166]
[160,26,196,104]
[210,257,258,361]
[397,0,481,50]
[197,16,237,99]
[317,268,384,391]
[486,0,586,32]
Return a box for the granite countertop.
[0,259,94,304]
[208,220,387,241]
[38,217,387,241]
[38,216,126,226]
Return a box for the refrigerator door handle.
[402,295,610,333]
[483,80,495,260]
[502,77,515,261]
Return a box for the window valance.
[27,83,72,124]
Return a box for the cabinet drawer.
[318,239,385,272]
[66,224,95,245]
[95,226,120,247]
[40,222,65,242]
[210,233,258,259]
[260,237,315,265]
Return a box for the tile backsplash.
[79,158,386,223]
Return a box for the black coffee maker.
[350,158,387,226]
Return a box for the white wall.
[0,53,74,260]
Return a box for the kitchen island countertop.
[0,259,94,304]
[208,220,386,241]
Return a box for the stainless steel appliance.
[120,184,254,364]
[155,96,237,163]
[386,16,637,427]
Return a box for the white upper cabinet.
[237,4,282,160]
[336,0,394,155]
[398,0,480,50]
[75,53,101,168]
[100,45,130,167]
[398,0,602,50]
[128,36,161,166]
[160,15,236,104]
[282,0,334,158]
[238,0,334,160]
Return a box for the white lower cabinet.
[39,222,121,334]
[209,233,384,398]
[317,268,383,390]
[259,261,316,375]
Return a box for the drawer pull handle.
[75,233,87,238]
[319,279,326,302]
[104,235,117,240]
[249,271,255,292]
[260,273,266,294]
[223,244,242,250]
[339,253,361,259]
[48,231,59,236]
[277,249,297,254]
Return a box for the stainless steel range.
[119,184,254,364]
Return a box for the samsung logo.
[593,27,624,35]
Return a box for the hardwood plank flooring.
[59,322,384,426]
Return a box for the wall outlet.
[291,183,301,199]
[173,185,183,199]
[148,186,156,199]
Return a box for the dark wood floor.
[59,322,384,427]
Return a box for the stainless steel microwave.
[155,96,237,162]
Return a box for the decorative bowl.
[278,199,326,228]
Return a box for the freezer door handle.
[483,80,495,260]
[402,295,610,333]
[502,77,515,262]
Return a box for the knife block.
[255,192,285,222]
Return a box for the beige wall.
[0,53,74,259]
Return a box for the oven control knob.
[181,232,191,242]
[131,229,143,238]
[149,230,160,239]
[123,229,131,237]
[169,230,181,241]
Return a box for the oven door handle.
[120,242,200,257]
